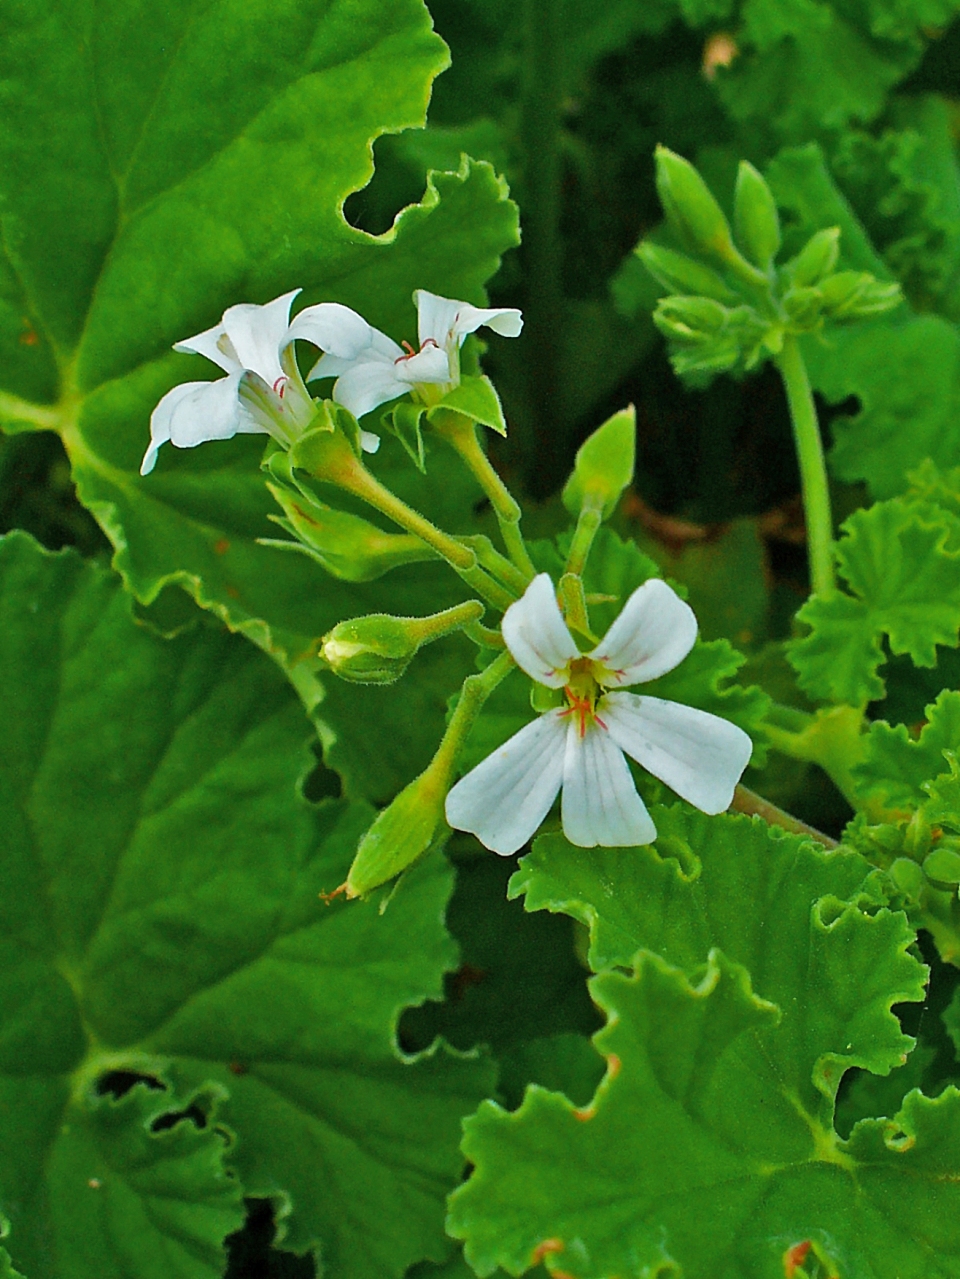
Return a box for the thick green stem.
[522,0,564,495]
[307,434,515,612]
[435,414,536,579]
[731,784,838,849]
[565,497,603,577]
[433,650,516,777]
[460,534,528,596]
[775,334,836,599]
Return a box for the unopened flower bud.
[636,242,738,303]
[321,600,484,685]
[562,406,636,520]
[346,755,450,897]
[655,145,737,263]
[819,272,902,320]
[733,160,781,271]
[782,286,824,329]
[782,227,840,288]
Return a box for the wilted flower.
[288,288,522,423]
[445,573,752,854]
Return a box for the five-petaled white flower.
[140,290,344,476]
[290,288,522,422]
[445,573,753,855]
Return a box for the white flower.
[445,573,753,855]
[287,289,523,423]
[141,290,337,476]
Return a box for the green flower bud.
[733,160,781,271]
[321,600,485,685]
[264,483,434,582]
[654,295,730,338]
[819,272,902,320]
[923,844,960,886]
[782,286,824,329]
[655,145,736,263]
[561,406,636,520]
[636,241,739,303]
[782,228,840,289]
[345,755,450,897]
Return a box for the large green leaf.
[447,807,943,1276]
[788,498,960,706]
[852,691,960,816]
[0,532,491,1279]
[0,0,520,800]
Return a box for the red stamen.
[273,376,287,397]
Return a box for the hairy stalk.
[775,334,836,599]
[460,534,529,595]
[464,619,507,648]
[434,414,536,579]
[433,650,516,777]
[309,433,516,612]
[559,495,605,638]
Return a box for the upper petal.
[561,721,657,847]
[332,359,409,419]
[287,302,402,362]
[589,578,697,687]
[221,290,301,386]
[444,711,567,855]
[602,692,752,815]
[173,323,239,374]
[414,289,524,348]
[501,573,580,689]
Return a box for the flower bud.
[264,482,434,582]
[321,601,484,686]
[819,272,902,320]
[655,146,736,263]
[636,242,738,303]
[781,286,824,329]
[562,406,636,519]
[733,160,781,271]
[654,295,729,338]
[345,757,450,897]
[782,228,840,288]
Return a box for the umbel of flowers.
[141,283,753,898]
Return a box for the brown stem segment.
[731,784,839,849]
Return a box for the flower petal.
[173,323,239,374]
[444,711,567,855]
[501,573,580,688]
[415,289,523,347]
[287,301,401,362]
[589,578,697,687]
[561,721,657,847]
[602,692,752,815]
[141,373,261,475]
[221,290,301,386]
[332,359,409,418]
[360,430,381,454]
[394,343,451,385]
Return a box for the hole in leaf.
[95,1071,164,1100]
[151,1102,208,1133]
[225,1198,315,1279]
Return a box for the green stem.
[464,619,507,648]
[434,414,536,579]
[565,497,603,577]
[306,433,516,612]
[433,651,516,777]
[459,534,528,596]
[775,333,836,599]
[731,784,838,849]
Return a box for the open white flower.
[141,290,346,476]
[287,289,522,423]
[445,573,753,855]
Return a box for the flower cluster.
[140,289,521,475]
[445,573,753,853]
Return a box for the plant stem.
[434,414,536,579]
[433,650,517,777]
[565,496,603,577]
[309,433,516,612]
[775,333,836,598]
[459,534,529,595]
[731,784,838,849]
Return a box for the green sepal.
[383,399,428,472]
[635,241,739,303]
[561,406,636,520]
[733,160,781,271]
[654,145,736,264]
[430,375,507,436]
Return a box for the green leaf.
[788,498,960,705]
[852,691,960,816]
[0,0,519,797]
[448,809,939,1277]
[767,142,960,498]
[0,532,492,1279]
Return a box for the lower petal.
[141,376,256,475]
[602,693,753,815]
[333,361,408,419]
[444,712,567,856]
[561,721,657,848]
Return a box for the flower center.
[560,657,606,738]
